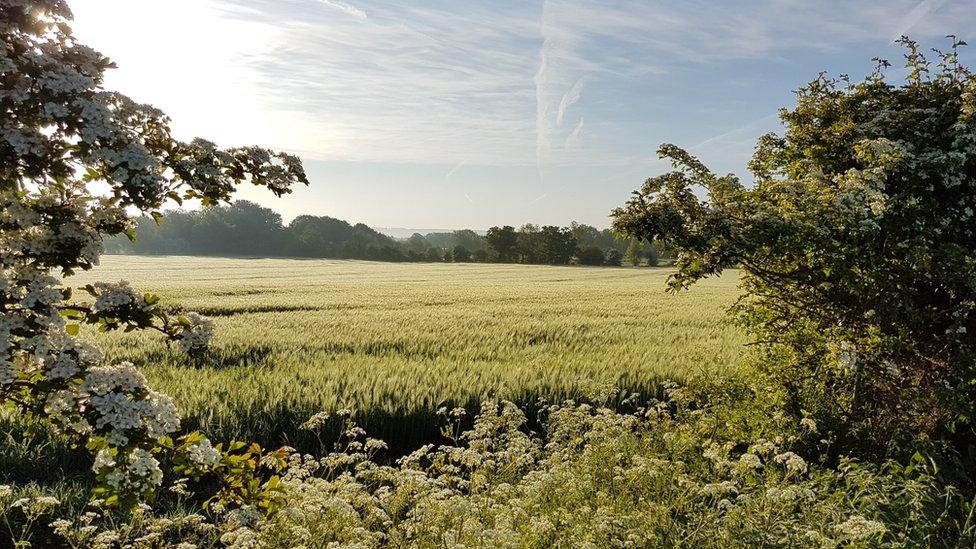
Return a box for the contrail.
[889,0,946,43]
[690,113,779,150]
[316,0,368,19]
[557,77,585,126]
[534,0,552,187]
[445,159,468,179]
[567,117,584,145]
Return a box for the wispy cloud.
[567,117,584,146]
[76,0,976,171]
[445,159,468,179]
[690,113,781,151]
[316,0,367,19]
[556,77,585,126]
[889,0,948,43]
[534,1,553,182]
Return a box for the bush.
[604,248,624,266]
[10,384,972,547]
[613,39,976,456]
[452,245,471,262]
[576,245,606,266]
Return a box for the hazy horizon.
[70,0,976,229]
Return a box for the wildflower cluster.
[1,0,307,507]
[36,393,949,548]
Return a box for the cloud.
[556,77,585,126]
[316,0,367,19]
[535,2,553,181]
[690,113,781,151]
[72,0,976,172]
[445,159,468,179]
[567,117,584,146]
[889,0,947,43]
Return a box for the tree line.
[106,200,664,266]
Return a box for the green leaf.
[59,307,84,320]
[66,324,80,336]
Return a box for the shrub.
[575,245,606,266]
[15,386,972,547]
[1,0,305,508]
[613,39,976,456]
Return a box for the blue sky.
[70,0,976,230]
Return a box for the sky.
[68,0,976,230]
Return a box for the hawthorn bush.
[1,0,306,509]
[613,38,976,457]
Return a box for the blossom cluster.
[1,0,307,508]
[145,398,931,547]
[176,312,215,355]
[91,281,149,315]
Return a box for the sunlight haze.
[69,0,976,229]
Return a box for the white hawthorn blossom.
[1,0,306,505]
[91,281,148,314]
[176,312,215,354]
[186,438,221,467]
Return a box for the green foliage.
[1,0,308,516]
[423,230,486,252]
[623,239,640,266]
[612,39,976,455]
[576,244,606,265]
[451,245,472,262]
[10,381,973,547]
[109,203,635,267]
[106,201,398,259]
[424,247,443,262]
[485,225,519,262]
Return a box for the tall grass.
[67,256,745,452]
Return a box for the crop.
[70,255,745,452]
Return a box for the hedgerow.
[3,0,976,547]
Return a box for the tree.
[644,242,660,267]
[0,1,306,507]
[538,226,577,265]
[424,229,486,252]
[516,224,542,263]
[405,233,430,254]
[576,245,606,266]
[570,222,601,246]
[623,239,643,266]
[486,225,519,262]
[453,245,472,262]
[425,247,443,262]
[604,248,623,266]
[612,39,976,455]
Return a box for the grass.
[66,255,745,452]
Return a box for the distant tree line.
[106,201,664,266]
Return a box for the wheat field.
[69,256,746,451]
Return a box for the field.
[70,256,745,452]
